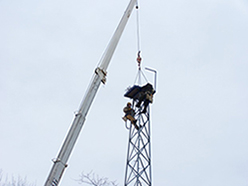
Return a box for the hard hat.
[127,102,131,106]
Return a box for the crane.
[44,0,138,185]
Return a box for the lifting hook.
[137,51,142,69]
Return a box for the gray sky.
[1,0,248,185]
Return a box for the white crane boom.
[44,0,137,185]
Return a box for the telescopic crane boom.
[44,0,137,186]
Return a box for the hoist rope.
[136,1,141,52]
[134,0,148,85]
[135,0,142,70]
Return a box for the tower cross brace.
[124,104,152,186]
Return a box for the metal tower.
[124,103,152,186]
[123,65,156,186]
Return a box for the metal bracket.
[52,158,68,168]
[95,67,107,84]
[145,67,157,91]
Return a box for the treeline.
[0,170,35,186]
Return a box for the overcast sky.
[1,0,248,185]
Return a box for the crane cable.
[136,1,141,52]
[136,1,142,70]
[134,1,148,85]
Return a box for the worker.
[136,83,155,113]
[122,102,139,130]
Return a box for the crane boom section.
[44,0,137,186]
[99,0,137,71]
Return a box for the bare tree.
[77,171,117,186]
[0,170,35,186]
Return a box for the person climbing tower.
[122,102,139,130]
[135,83,155,113]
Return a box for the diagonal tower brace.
[124,105,152,186]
